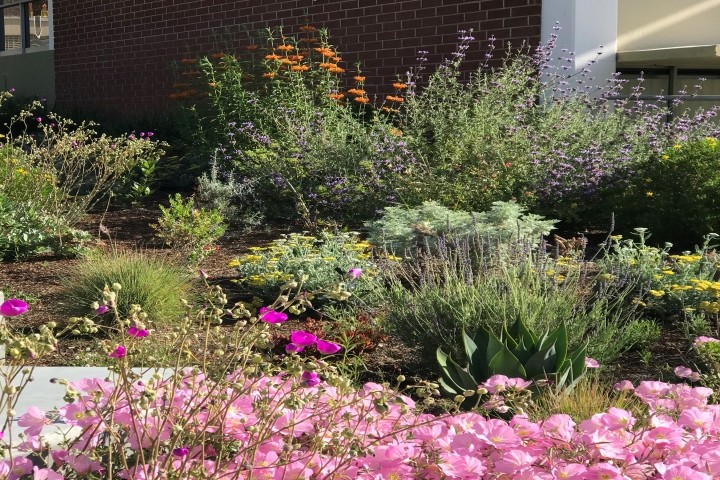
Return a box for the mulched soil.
[0,195,692,385]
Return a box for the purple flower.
[172,446,190,457]
[0,299,29,317]
[258,307,288,324]
[109,345,126,359]
[301,371,321,387]
[95,305,109,315]
[290,330,317,347]
[316,339,342,355]
[127,327,149,338]
[348,268,362,279]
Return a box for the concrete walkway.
[1,367,110,458]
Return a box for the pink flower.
[302,371,321,387]
[95,305,109,315]
[674,366,694,378]
[585,357,600,368]
[109,345,126,359]
[258,307,288,324]
[316,339,341,354]
[695,336,720,347]
[348,268,362,279]
[614,380,634,391]
[127,327,149,338]
[659,465,711,480]
[0,299,28,317]
[17,406,50,436]
[290,330,317,347]
[32,467,64,480]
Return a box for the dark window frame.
[0,0,50,54]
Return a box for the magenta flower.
[95,305,109,315]
[258,307,288,324]
[109,345,126,359]
[302,371,321,387]
[290,330,318,347]
[285,343,304,354]
[0,298,28,317]
[348,268,362,279]
[127,327,149,338]
[172,446,190,457]
[316,339,342,355]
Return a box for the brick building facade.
[51,0,542,116]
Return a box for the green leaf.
[512,335,534,365]
[524,342,558,379]
[437,348,477,394]
[488,347,527,378]
[501,323,518,350]
[509,316,538,347]
[537,324,568,371]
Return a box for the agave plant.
[437,316,587,407]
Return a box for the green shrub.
[378,234,647,368]
[0,92,164,259]
[153,194,227,265]
[60,248,193,325]
[173,30,414,225]
[615,137,720,246]
[230,231,397,307]
[366,200,557,254]
[597,229,720,336]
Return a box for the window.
[0,0,51,54]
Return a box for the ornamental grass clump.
[60,247,193,326]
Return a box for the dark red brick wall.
[53,0,541,117]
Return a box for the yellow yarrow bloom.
[648,289,665,297]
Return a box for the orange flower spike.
[210,52,226,59]
[291,65,310,72]
[354,96,370,104]
[329,93,345,100]
[246,45,259,51]
[300,25,317,33]
[277,44,294,52]
[392,82,408,90]
[288,55,304,62]
[180,58,196,64]
[280,58,297,65]
[264,54,282,61]
[329,66,345,74]
[319,62,334,69]
[386,95,405,103]
[331,56,342,63]
[262,72,277,78]
[353,76,366,82]
[347,88,366,95]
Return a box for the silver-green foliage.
[366,200,557,254]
